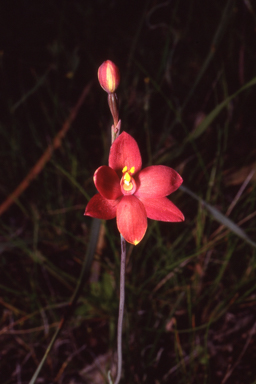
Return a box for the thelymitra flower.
[85,131,184,245]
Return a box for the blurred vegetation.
[0,0,256,383]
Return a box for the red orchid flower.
[85,132,184,245]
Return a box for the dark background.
[0,1,256,383]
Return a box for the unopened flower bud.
[98,60,120,93]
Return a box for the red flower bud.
[98,60,120,93]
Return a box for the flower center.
[120,166,136,195]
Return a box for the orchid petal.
[109,132,142,175]
[84,193,119,220]
[117,196,147,245]
[139,196,184,222]
[135,166,183,198]
[94,165,122,200]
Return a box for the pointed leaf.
[180,185,256,249]
[187,76,256,141]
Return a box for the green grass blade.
[28,218,101,384]
[182,0,234,110]
[181,185,256,249]
[186,76,256,141]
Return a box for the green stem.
[114,234,126,384]
[107,86,125,384]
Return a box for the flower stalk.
[108,93,119,130]
[97,60,126,383]
[114,234,126,384]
